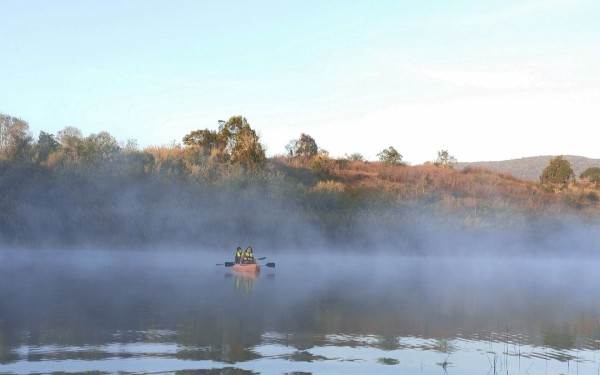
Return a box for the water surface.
[1,250,600,374]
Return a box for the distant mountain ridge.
[458,155,600,181]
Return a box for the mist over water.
[4,158,600,255]
[2,249,600,374]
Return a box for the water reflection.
[231,272,258,295]
[0,250,600,374]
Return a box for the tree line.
[0,113,448,248]
[0,113,459,172]
[4,112,599,192]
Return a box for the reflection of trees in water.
[3,288,599,353]
[175,368,256,375]
[0,322,19,364]
[284,350,328,362]
[542,323,576,350]
[175,311,263,363]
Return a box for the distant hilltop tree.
[183,115,265,169]
[580,167,600,185]
[55,126,84,163]
[0,113,32,161]
[80,131,120,164]
[345,153,365,162]
[435,149,456,168]
[47,127,121,166]
[540,156,574,188]
[286,133,319,159]
[377,146,403,165]
[35,131,60,162]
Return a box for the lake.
[1,250,600,374]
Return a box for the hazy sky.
[1,0,599,162]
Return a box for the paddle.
[218,256,265,265]
[217,260,274,268]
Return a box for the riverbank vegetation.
[1,113,599,249]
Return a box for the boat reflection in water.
[231,268,259,294]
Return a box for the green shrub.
[580,167,600,184]
[540,156,574,187]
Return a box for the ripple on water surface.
[1,251,600,374]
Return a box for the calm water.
[1,250,600,374]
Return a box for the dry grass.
[312,180,346,193]
[274,157,600,212]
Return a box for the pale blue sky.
[1,0,599,162]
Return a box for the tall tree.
[80,131,120,164]
[57,126,84,162]
[377,146,403,165]
[286,133,319,159]
[35,131,60,162]
[0,114,32,161]
[182,116,265,169]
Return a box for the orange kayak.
[232,263,260,274]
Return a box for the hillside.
[2,113,600,248]
[276,157,600,212]
[458,155,600,181]
[2,151,600,249]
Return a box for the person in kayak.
[243,246,255,264]
[234,247,243,264]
